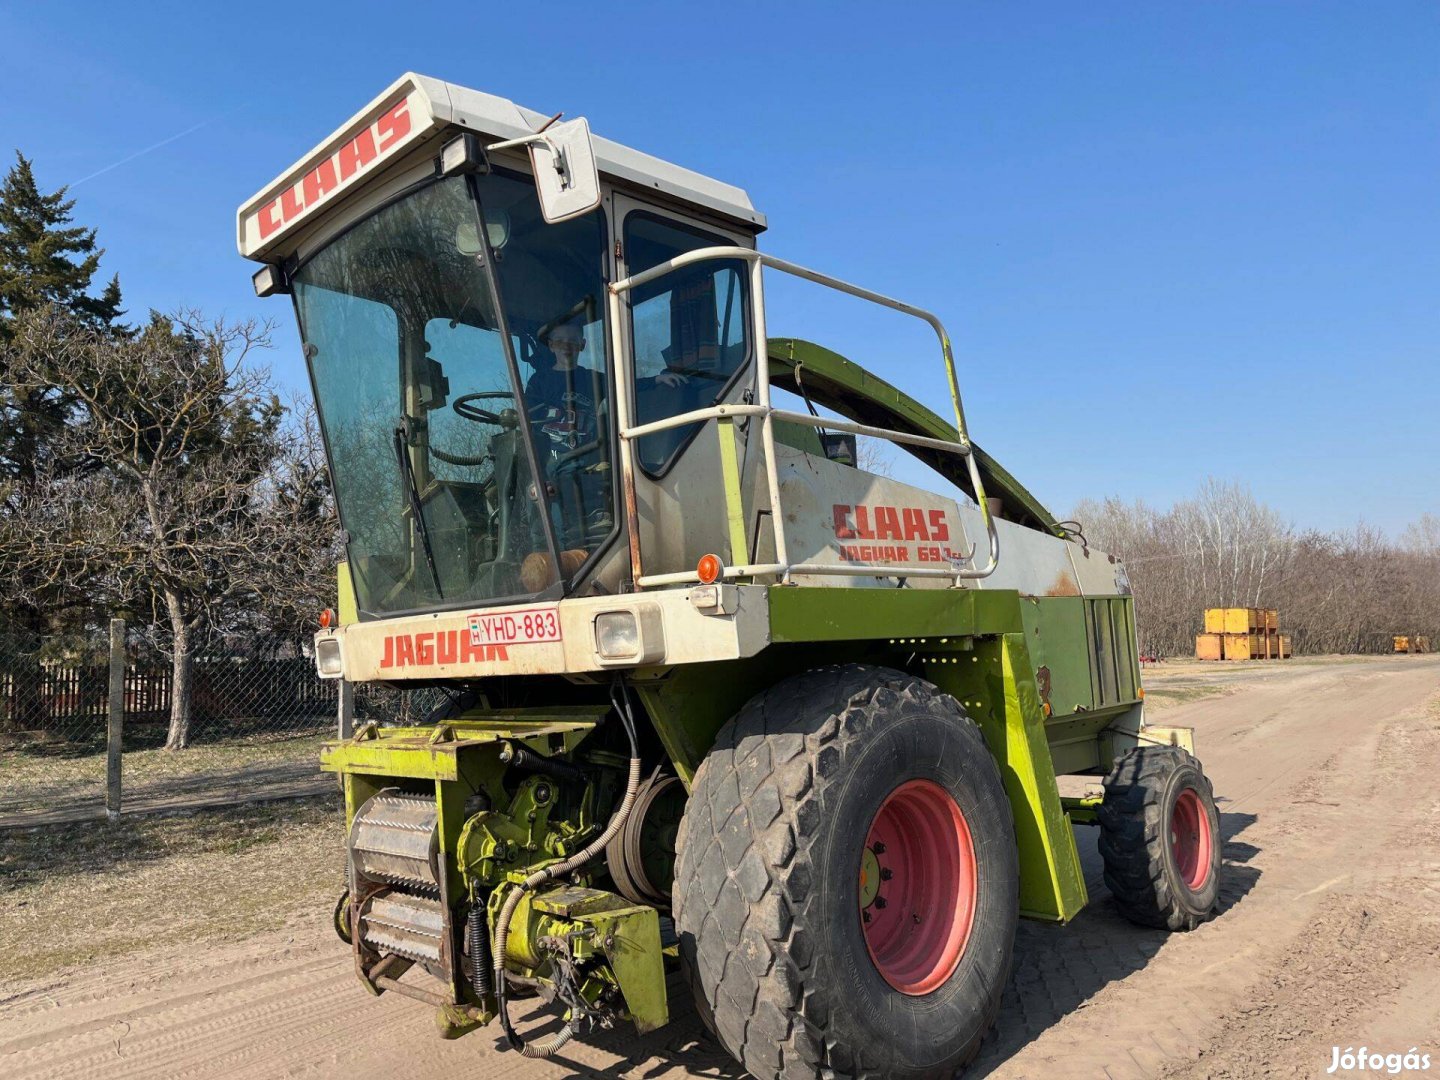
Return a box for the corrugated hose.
[492,679,643,1058]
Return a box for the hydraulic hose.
[493,679,643,1058]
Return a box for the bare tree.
[1074,481,1440,657]
[239,398,342,648]
[1,305,287,748]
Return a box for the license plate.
[467,607,563,647]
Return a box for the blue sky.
[2,1,1435,534]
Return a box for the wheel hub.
[858,779,977,996]
[1169,787,1213,891]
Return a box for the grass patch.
[0,733,328,812]
[0,793,345,984]
[1142,682,1234,709]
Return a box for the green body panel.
[768,584,1022,641]
[921,633,1088,921]
[500,885,668,1033]
[323,715,604,782]
[1017,595,1144,775]
[337,561,358,625]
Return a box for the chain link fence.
[0,622,445,826]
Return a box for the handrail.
[605,245,1000,588]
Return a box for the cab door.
[611,194,761,581]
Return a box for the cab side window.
[624,214,749,474]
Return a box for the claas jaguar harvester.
[239,73,1222,1079]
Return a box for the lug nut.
[874,896,887,909]
[879,868,893,881]
[873,842,886,855]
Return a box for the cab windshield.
[293,173,611,617]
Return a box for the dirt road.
[3,655,1438,1079]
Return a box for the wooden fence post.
[106,618,125,820]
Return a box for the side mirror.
[489,118,601,224]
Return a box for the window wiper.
[393,422,444,598]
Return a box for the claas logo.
[252,97,414,242]
[831,502,965,565]
[832,503,950,543]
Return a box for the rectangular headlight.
[315,635,344,679]
[252,263,288,297]
[594,611,639,659]
[440,132,489,177]
[593,605,665,666]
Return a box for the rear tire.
[1098,746,1221,931]
[673,664,1017,1080]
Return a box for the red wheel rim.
[859,779,977,996]
[1170,788,1213,891]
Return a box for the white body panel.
[760,446,972,588]
[325,585,771,682]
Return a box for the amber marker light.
[696,553,723,585]
[319,608,335,629]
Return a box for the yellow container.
[1277,633,1292,658]
[1220,608,1258,634]
[1223,632,1266,660]
[1195,633,1224,661]
[1395,635,1410,653]
[1204,608,1226,634]
[1264,609,1278,631]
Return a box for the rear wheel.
[1098,746,1221,930]
[673,665,1017,1080]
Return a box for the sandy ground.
[2,654,1438,1079]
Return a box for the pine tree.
[0,152,125,488]
[0,153,123,330]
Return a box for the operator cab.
[239,74,767,620]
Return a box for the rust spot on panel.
[1045,571,1081,597]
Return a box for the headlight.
[316,635,344,679]
[592,606,665,665]
[594,612,639,659]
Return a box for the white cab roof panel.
[237,72,764,260]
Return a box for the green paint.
[1060,794,1103,826]
[768,584,1021,642]
[717,416,750,566]
[337,561,358,625]
[925,633,1088,922]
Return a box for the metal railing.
[605,246,1000,589]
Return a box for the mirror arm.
[487,134,570,185]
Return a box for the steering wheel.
[453,391,518,427]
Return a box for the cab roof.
[237,72,764,262]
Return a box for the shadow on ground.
[469,812,1264,1079]
[491,969,747,1080]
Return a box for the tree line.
[1073,480,1439,658]
[0,153,336,749]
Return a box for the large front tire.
[673,665,1017,1080]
